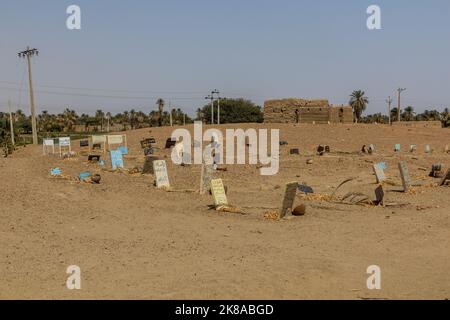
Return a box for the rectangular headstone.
[210,179,228,208]
[290,148,300,155]
[140,138,155,149]
[200,164,214,195]
[59,137,71,147]
[165,138,176,149]
[440,169,450,186]
[108,135,124,145]
[375,185,385,205]
[142,156,159,174]
[88,155,101,162]
[410,145,417,152]
[394,144,401,152]
[80,140,89,148]
[398,161,411,192]
[110,149,124,170]
[373,164,386,184]
[279,182,298,218]
[424,145,432,154]
[153,160,170,188]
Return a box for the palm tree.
[62,108,78,132]
[349,90,369,123]
[403,106,415,121]
[95,109,105,131]
[156,98,165,127]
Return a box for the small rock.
[292,204,306,216]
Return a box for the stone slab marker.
[375,185,385,205]
[142,156,159,174]
[153,160,170,189]
[279,182,299,218]
[210,179,229,208]
[398,161,411,192]
[373,164,386,184]
[200,164,214,195]
[440,169,450,186]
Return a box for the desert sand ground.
[0,123,449,300]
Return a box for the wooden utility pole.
[212,89,220,125]
[18,47,39,145]
[8,100,15,146]
[205,94,214,124]
[169,99,173,127]
[386,96,393,125]
[397,88,406,123]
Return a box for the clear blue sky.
[1,0,449,117]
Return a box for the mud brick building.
[264,98,353,124]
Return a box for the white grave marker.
[373,164,386,184]
[43,139,55,155]
[153,160,170,189]
[210,179,229,208]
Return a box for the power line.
[0,80,206,95]
[0,86,205,101]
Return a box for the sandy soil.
[0,123,449,300]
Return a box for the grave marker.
[165,138,176,149]
[398,161,411,192]
[79,140,89,148]
[153,160,170,189]
[107,134,127,151]
[424,145,432,154]
[142,156,159,174]
[440,169,450,186]
[88,155,101,162]
[279,182,298,218]
[210,179,229,208]
[410,145,417,153]
[140,138,156,149]
[373,163,386,184]
[58,137,71,157]
[200,164,214,195]
[375,185,385,206]
[290,148,300,155]
[43,139,55,155]
[91,135,107,153]
[110,149,124,170]
[394,144,401,152]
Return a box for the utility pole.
[18,47,39,145]
[397,88,406,123]
[212,89,220,125]
[386,96,393,126]
[205,94,214,124]
[169,99,173,127]
[183,113,186,126]
[8,100,15,146]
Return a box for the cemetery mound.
[0,122,449,300]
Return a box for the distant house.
[264,98,353,124]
